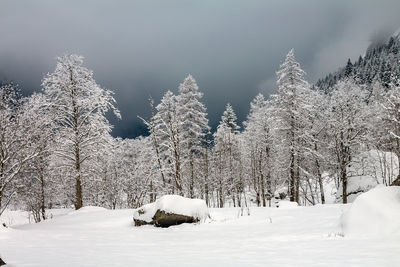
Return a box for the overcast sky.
[1,0,400,138]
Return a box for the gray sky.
[1,0,400,138]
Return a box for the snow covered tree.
[274,49,310,203]
[154,91,182,193]
[212,103,241,207]
[296,89,328,205]
[176,75,210,198]
[325,80,369,203]
[142,91,184,195]
[0,84,40,216]
[125,136,158,208]
[17,92,54,221]
[220,103,240,134]
[42,54,120,210]
[375,75,400,185]
[140,97,168,197]
[242,94,281,207]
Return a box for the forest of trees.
[1,35,400,221]
[315,35,400,92]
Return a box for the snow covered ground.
[0,209,72,228]
[1,202,399,266]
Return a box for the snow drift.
[341,186,400,237]
[133,195,209,227]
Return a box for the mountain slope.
[315,33,400,93]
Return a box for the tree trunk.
[265,146,272,207]
[74,141,83,210]
[149,181,154,203]
[341,164,348,204]
[256,191,261,207]
[149,102,166,187]
[189,149,194,198]
[204,142,210,206]
[260,174,266,207]
[289,104,296,202]
[75,175,83,209]
[306,178,315,205]
[295,163,300,204]
[205,183,209,206]
[0,163,4,210]
[40,169,46,220]
[218,186,224,208]
[236,190,241,207]
[314,142,325,204]
[71,71,83,210]
[317,172,325,204]
[74,130,83,210]
[289,151,295,202]
[173,137,183,194]
[392,152,400,186]
[339,135,348,204]
[259,155,266,207]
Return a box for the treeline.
[1,46,400,221]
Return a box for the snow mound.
[341,186,400,237]
[133,195,209,223]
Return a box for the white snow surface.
[0,208,71,227]
[341,186,400,237]
[1,202,400,266]
[133,195,209,223]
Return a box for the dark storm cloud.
[1,0,400,138]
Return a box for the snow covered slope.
[1,203,399,266]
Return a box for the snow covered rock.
[133,195,209,228]
[341,186,400,237]
[0,257,5,266]
[392,176,400,186]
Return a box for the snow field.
[1,201,399,266]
